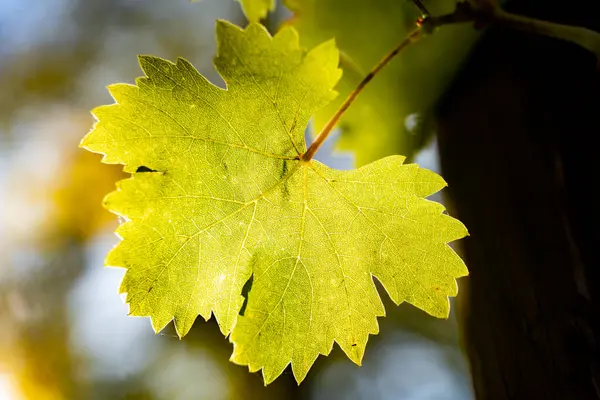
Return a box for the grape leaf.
[191,0,275,22]
[284,0,477,165]
[81,20,468,384]
[238,0,275,22]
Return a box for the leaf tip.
[150,315,173,335]
[215,18,244,39]
[137,54,171,79]
[136,54,153,64]
[102,189,118,210]
[79,135,89,149]
[136,54,153,73]
[292,371,307,386]
[173,317,192,340]
[261,366,284,387]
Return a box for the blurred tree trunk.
[436,0,600,398]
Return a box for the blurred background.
[0,0,475,398]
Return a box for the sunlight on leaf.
[81,20,468,384]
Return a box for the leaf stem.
[301,28,423,162]
[301,0,600,162]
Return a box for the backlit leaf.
[81,20,468,384]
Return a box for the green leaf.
[285,0,478,165]
[191,0,275,22]
[81,20,468,384]
[238,0,275,22]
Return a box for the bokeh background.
[0,1,474,398]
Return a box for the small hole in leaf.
[136,165,157,173]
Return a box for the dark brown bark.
[436,1,600,399]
